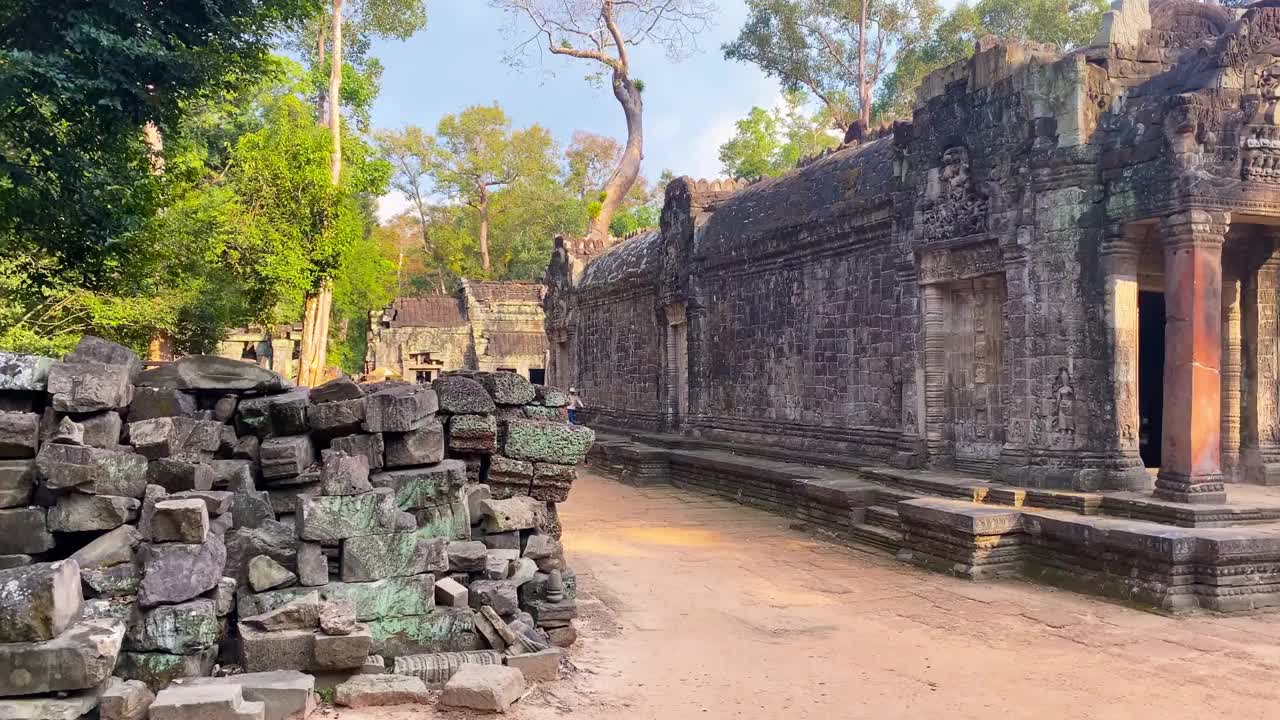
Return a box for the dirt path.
[337,471,1280,720]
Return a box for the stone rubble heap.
[0,336,593,718]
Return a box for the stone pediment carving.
[918,146,989,242]
[1243,55,1280,184]
[918,240,1003,285]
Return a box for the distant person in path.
[567,388,585,425]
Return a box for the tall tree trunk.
[478,186,491,274]
[857,0,869,133]
[298,0,343,386]
[586,70,643,244]
[316,23,327,124]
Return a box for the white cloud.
[376,192,412,224]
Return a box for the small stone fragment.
[383,419,445,467]
[51,415,85,445]
[434,577,469,607]
[320,448,370,495]
[320,598,357,636]
[48,493,139,532]
[440,664,527,713]
[242,591,320,632]
[296,542,328,586]
[505,647,562,682]
[101,677,155,720]
[260,435,315,480]
[480,496,546,532]
[335,673,431,708]
[149,498,209,543]
[249,554,297,592]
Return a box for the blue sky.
[370,0,783,219]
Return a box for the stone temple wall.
[547,0,1280,496]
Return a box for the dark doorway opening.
[1138,291,1165,469]
[528,368,546,385]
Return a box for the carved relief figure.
[1053,367,1076,439]
[919,146,989,242]
[1243,56,1280,184]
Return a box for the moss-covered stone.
[431,376,496,414]
[295,488,399,542]
[125,598,219,654]
[447,415,497,454]
[369,461,465,511]
[502,420,595,465]
[365,608,484,658]
[114,647,217,692]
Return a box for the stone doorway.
[943,276,1005,473]
[1138,290,1165,469]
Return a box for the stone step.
[845,522,901,554]
[864,505,900,530]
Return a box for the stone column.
[1157,210,1229,504]
[921,283,950,466]
[1243,255,1280,485]
[1222,273,1243,482]
[270,339,294,381]
[1101,229,1143,464]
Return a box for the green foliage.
[331,230,397,372]
[719,93,839,179]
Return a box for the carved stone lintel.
[918,241,1003,285]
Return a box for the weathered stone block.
[449,540,488,571]
[383,419,445,468]
[210,576,237,616]
[505,647,561,682]
[393,649,501,688]
[370,460,465,510]
[324,574,436,620]
[146,457,215,493]
[100,677,155,720]
[330,432,384,471]
[342,533,448,582]
[235,390,309,438]
[502,420,594,465]
[363,384,438,432]
[312,375,364,403]
[36,443,148,496]
[48,493,139,532]
[0,688,100,719]
[138,532,226,607]
[126,598,219,654]
[128,416,221,460]
[522,404,566,421]
[334,673,431,707]
[225,520,296,586]
[76,410,123,449]
[296,488,399,541]
[242,592,320,632]
[440,664,527,713]
[530,463,576,502]
[307,397,365,438]
[260,435,314,480]
[478,371,536,405]
[0,412,38,458]
[138,355,286,393]
[47,361,133,413]
[128,387,196,422]
[434,577,469,607]
[364,608,483,658]
[320,598,357,635]
[70,524,140,569]
[50,415,85,445]
[0,352,53,392]
[249,555,297,592]
[65,335,141,378]
[114,647,217,692]
[169,489,234,516]
[0,560,81,643]
[296,542,327,586]
[183,671,315,720]
[148,684,264,720]
[0,507,54,554]
[432,375,497,414]
[413,500,470,539]
[487,455,533,499]
[266,482,321,516]
[480,496,545,532]
[81,562,140,597]
[448,414,498,455]
[314,624,372,668]
[0,618,123,695]
[0,460,33,508]
[150,497,209,543]
[320,448,370,495]
[468,579,519,615]
[532,385,567,407]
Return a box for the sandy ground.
[335,471,1280,720]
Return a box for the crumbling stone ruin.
[546,1,1280,613]
[0,336,592,718]
[365,280,548,384]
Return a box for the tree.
[724,0,942,133]
[719,92,839,179]
[564,131,623,200]
[296,0,426,386]
[490,0,715,244]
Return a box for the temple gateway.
[545,1,1280,611]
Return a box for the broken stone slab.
[363,384,438,433]
[330,432,384,471]
[47,361,133,413]
[531,385,567,407]
[73,410,123,449]
[100,678,155,720]
[341,533,448,582]
[213,394,238,422]
[0,688,100,720]
[0,618,124,696]
[237,573,438,623]
[480,496,546,533]
[440,664,527,713]
[364,610,483,658]
[242,592,320,632]
[484,531,520,552]
[466,483,493,521]
[137,355,288,394]
[149,498,209,543]
[315,624,374,668]
[432,376,497,415]
[502,420,594,465]
[478,605,533,654]
[209,576,237,616]
[235,391,309,439]
[125,598,219,654]
[434,576,469,607]
[229,486,274,531]
[80,599,139,625]
[266,483,321,516]
[320,448,370,496]
[296,542,327,586]
[335,673,432,708]
[211,458,255,490]
[487,456,533,499]
[68,524,139,570]
[521,405,564,421]
[320,598,357,635]
[0,554,30,569]
[169,489,234,516]
[306,397,365,439]
[0,352,53,392]
[81,562,140,597]
[0,560,82,643]
[296,487,399,541]
[530,463,576,503]
[448,414,498,454]
[310,375,364,403]
[183,671,315,720]
[0,507,54,554]
[260,435,314,480]
[233,435,261,464]
[114,647,217,692]
[137,532,226,607]
[507,557,538,587]
[449,540,488,572]
[127,416,221,460]
[238,624,371,673]
[148,684,266,720]
[224,519,297,586]
[383,419,445,468]
[478,372,536,406]
[359,654,387,674]
[393,650,502,688]
[468,579,519,616]
[48,493,139,532]
[146,457,215,493]
[505,647,561,682]
[527,597,578,626]
[0,412,39,458]
[35,443,148,497]
[249,555,297,592]
[0,460,33,508]
[128,387,196,422]
[370,460,465,510]
[65,336,141,379]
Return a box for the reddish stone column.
[1157,211,1230,504]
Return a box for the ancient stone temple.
[547,0,1280,612]
[366,281,548,384]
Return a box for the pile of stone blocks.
[0,337,592,717]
